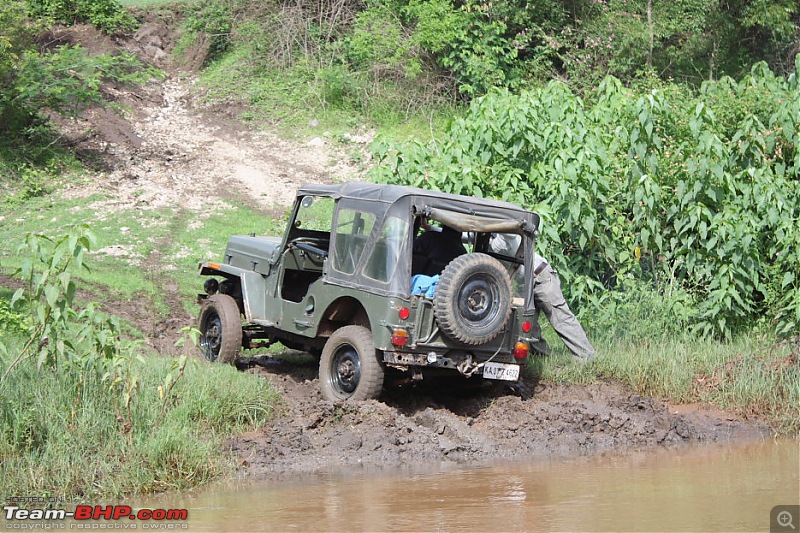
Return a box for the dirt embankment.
[45,17,770,479]
[227,355,767,478]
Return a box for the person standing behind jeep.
[488,233,595,362]
[413,222,467,276]
[531,253,596,362]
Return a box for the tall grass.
[0,353,278,501]
[531,281,800,435]
[0,211,283,504]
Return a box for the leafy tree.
[551,0,799,87]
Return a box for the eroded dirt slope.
[49,19,769,478]
[57,21,356,216]
[50,20,362,354]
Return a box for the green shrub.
[371,59,800,338]
[1,37,156,190]
[27,0,137,33]
[347,3,419,81]
[403,0,527,96]
[183,0,243,61]
[318,65,358,108]
[0,299,27,335]
[15,45,154,118]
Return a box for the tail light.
[521,321,532,333]
[398,307,410,320]
[513,341,529,360]
[391,328,409,347]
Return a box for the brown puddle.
[136,438,799,532]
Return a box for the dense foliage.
[371,60,800,339]
[185,0,798,111]
[167,0,800,340]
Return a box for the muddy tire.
[434,253,512,345]
[198,294,242,364]
[320,325,384,402]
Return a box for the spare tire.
[434,253,512,345]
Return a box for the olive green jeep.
[197,182,542,401]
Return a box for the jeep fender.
[199,262,272,324]
[317,296,370,337]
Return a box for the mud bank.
[226,354,769,479]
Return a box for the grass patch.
[529,326,800,435]
[0,188,287,328]
[0,353,279,501]
[196,45,456,145]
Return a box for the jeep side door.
[275,195,336,334]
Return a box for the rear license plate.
[482,362,520,381]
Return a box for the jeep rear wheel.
[434,253,512,345]
[320,325,384,402]
[198,294,242,364]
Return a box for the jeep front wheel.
[320,325,384,402]
[198,294,242,364]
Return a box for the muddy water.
[141,439,798,532]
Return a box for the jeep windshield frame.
[295,182,540,312]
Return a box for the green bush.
[15,45,154,118]
[371,59,800,338]
[401,0,530,96]
[1,28,155,189]
[183,0,244,61]
[27,0,137,33]
[0,299,27,335]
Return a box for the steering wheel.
[290,238,329,259]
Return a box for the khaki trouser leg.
[533,267,596,361]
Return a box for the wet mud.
[226,354,768,479]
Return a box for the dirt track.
[55,18,770,479]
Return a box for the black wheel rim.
[458,275,498,325]
[328,344,361,396]
[200,312,222,362]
